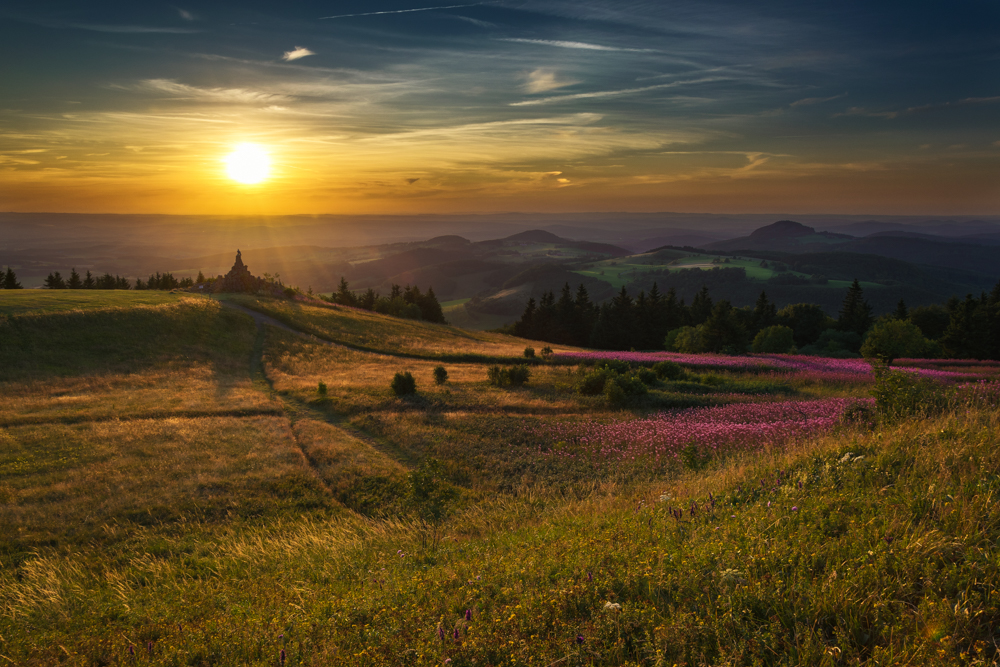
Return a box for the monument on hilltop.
[212,249,278,294]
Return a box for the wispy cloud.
[524,69,576,94]
[905,95,1000,114]
[790,93,845,107]
[500,38,655,53]
[319,4,482,20]
[135,79,291,104]
[511,77,730,107]
[71,24,200,34]
[447,14,496,28]
[177,8,196,21]
[282,46,316,62]
[835,106,899,119]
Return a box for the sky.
[0,0,998,216]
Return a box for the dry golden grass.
[0,363,277,426]
[224,294,579,359]
[264,328,590,416]
[0,416,331,555]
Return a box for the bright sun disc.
[224,143,271,184]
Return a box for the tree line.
[510,278,1000,361]
[324,278,446,324]
[33,268,197,290]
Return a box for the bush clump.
[317,381,328,396]
[391,371,417,396]
[751,325,796,354]
[433,366,448,385]
[523,347,535,359]
[487,365,531,387]
[652,360,686,381]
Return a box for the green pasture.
[573,252,887,291]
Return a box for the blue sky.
[1,1,997,214]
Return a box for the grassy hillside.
[1,291,999,665]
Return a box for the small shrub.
[680,443,712,471]
[391,371,417,396]
[507,365,531,386]
[604,373,648,407]
[636,368,658,386]
[523,346,535,358]
[317,381,328,396]
[578,368,616,395]
[488,365,531,387]
[652,361,686,381]
[870,362,946,421]
[433,366,448,385]
[540,346,553,360]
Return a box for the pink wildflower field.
[531,397,871,467]
[554,350,985,381]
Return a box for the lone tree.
[3,267,22,289]
[838,279,873,336]
[861,319,929,365]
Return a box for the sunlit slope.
[221,295,573,359]
[0,290,193,316]
[0,297,276,423]
[3,409,998,664]
[0,416,331,558]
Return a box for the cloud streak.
[319,4,483,20]
[71,24,200,34]
[512,77,731,106]
[500,38,656,53]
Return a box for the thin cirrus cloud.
[511,77,731,106]
[135,79,291,104]
[790,94,845,107]
[500,38,656,53]
[282,47,316,62]
[70,24,200,33]
[319,3,483,20]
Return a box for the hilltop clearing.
[1,291,999,665]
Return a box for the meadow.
[1,291,999,665]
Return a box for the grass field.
[2,291,999,665]
[573,252,884,291]
[0,290,195,316]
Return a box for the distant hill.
[707,220,1000,277]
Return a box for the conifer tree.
[893,299,908,320]
[335,277,358,306]
[417,286,446,323]
[196,270,206,284]
[837,279,873,336]
[690,286,713,325]
[44,271,66,289]
[3,267,22,289]
[359,288,377,311]
[513,298,537,339]
[82,270,95,289]
[67,268,83,289]
[751,291,777,334]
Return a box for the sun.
[224,143,271,184]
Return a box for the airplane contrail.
[319,3,484,20]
